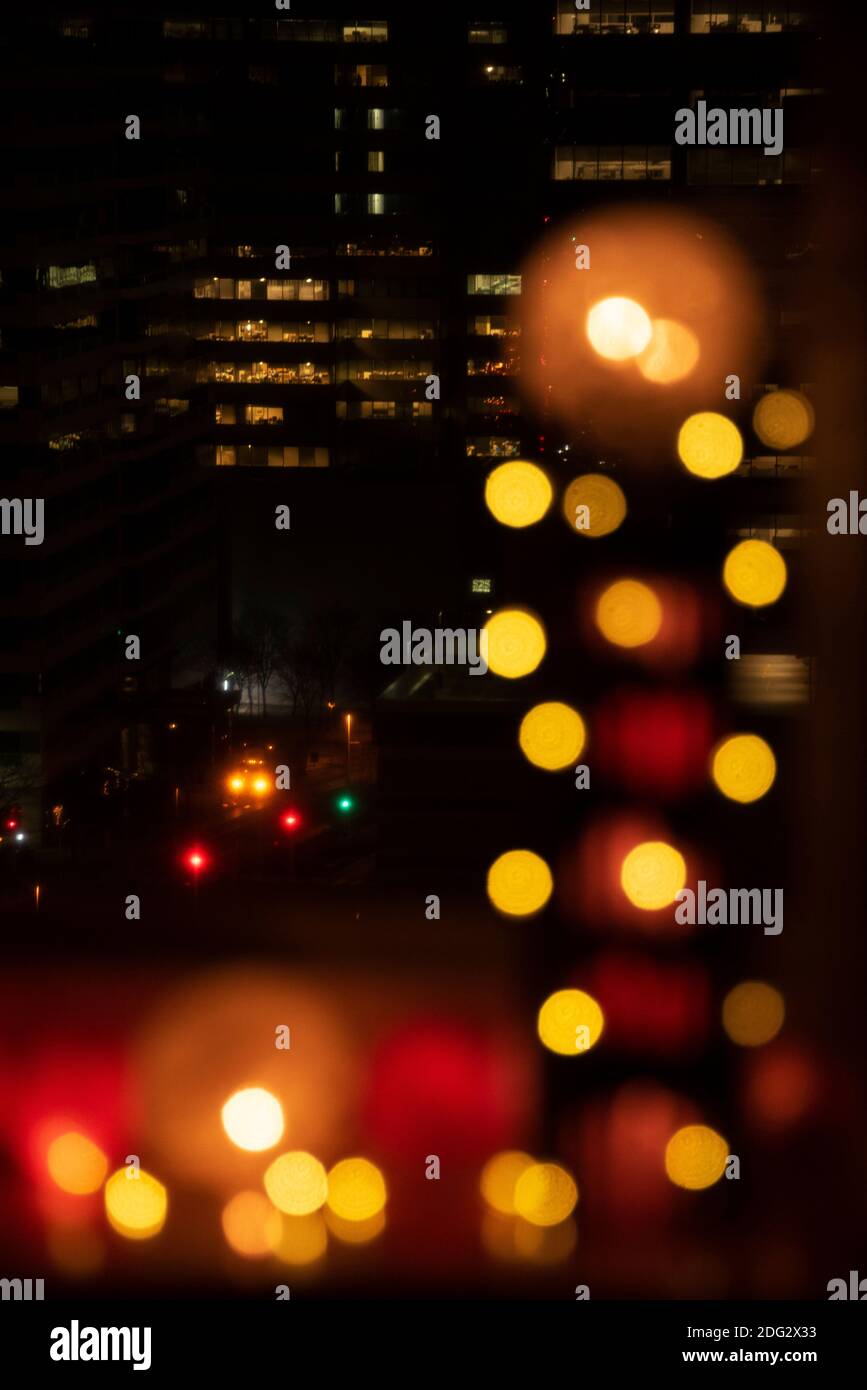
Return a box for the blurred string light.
[486,848,553,917]
[537,989,605,1056]
[562,473,627,538]
[620,840,686,910]
[273,1212,328,1266]
[221,1087,285,1152]
[752,389,814,450]
[484,460,552,528]
[325,1157,387,1222]
[664,1124,728,1190]
[595,579,662,648]
[518,701,586,771]
[325,1207,385,1245]
[480,1150,535,1216]
[46,1131,108,1196]
[711,733,776,803]
[221,1190,282,1258]
[586,296,652,361]
[723,539,787,607]
[264,1151,328,1216]
[513,1162,578,1226]
[104,1167,168,1240]
[593,687,713,797]
[677,411,743,479]
[481,1209,577,1264]
[722,981,785,1047]
[638,319,700,384]
[483,608,547,678]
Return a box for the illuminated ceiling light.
[723,539,787,608]
[263,1151,328,1216]
[46,1131,108,1196]
[637,318,700,384]
[711,733,776,803]
[221,1190,283,1258]
[722,981,785,1047]
[677,411,743,479]
[595,579,662,648]
[665,1124,728,1190]
[518,701,585,771]
[221,1087,285,1152]
[480,1151,535,1216]
[620,840,686,910]
[484,608,547,678]
[484,459,553,528]
[537,989,604,1056]
[586,296,652,361]
[513,1162,578,1226]
[104,1167,168,1240]
[325,1157,387,1222]
[562,473,627,538]
[752,389,814,450]
[486,848,553,917]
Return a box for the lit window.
[0,386,19,410]
[341,21,388,42]
[466,436,521,458]
[468,22,508,42]
[554,1,675,35]
[47,263,97,289]
[467,273,522,296]
[244,405,284,425]
[481,65,522,82]
[368,150,385,172]
[335,64,388,86]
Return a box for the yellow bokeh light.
[325,1207,386,1245]
[665,1124,728,1190]
[325,1158,387,1222]
[586,296,652,361]
[711,733,776,803]
[513,1162,578,1226]
[638,318,700,384]
[274,1212,328,1266]
[486,848,553,917]
[519,702,586,771]
[722,981,785,1047]
[753,390,814,450]
[221,1190,283,1258]
[595,579,662,649]
[480,1151,536,1216]
[264,1151,328,1216]
[562,473,627,538]
[484,460,553,528]
[104,1167,168,1240]
[723,540,787,608]
[677,412,743,479]
[484,609,547,679]
[537,989,604,1056]
[46,1131,108,1196]
[221,1087,285,1152]
[621,840,686,910]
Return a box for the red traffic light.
[5,818,18,830]
[183,846,209,873]
[281,810,301,831]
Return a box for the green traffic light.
[337,795,354,813]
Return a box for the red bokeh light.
[593,687,715,797]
